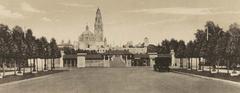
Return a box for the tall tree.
[169,39,179,52]
[31,36,37,72]
[159,39,170,54]
[226,23,240,73]
[176,40,186,68]
[0,24,11,77]
[12,26,26,74]
[205,21,223,70]
[195,29,207,70]
[40,37,49,71]
[35,38,42,71]
[147,44,158,53]
[50,38,58,70]
[25,29,34,73]
[186,40,195,70]
[46,43,51,70]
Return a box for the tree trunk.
[23,59,25,74]
[227,60,230,74]
[2,58,5,78]
[3,58,8,77]
[17,58,22,73]
[53,58,55,69]
[180,58,183,69]
[190,58,193,70]
[42,59,44,71]
[186,60,188,69]
[50,59,53,71]
[202,58,205,71]
[188,58,190,69]
[209,65,211,72]
[14,59,16,75]
[195,58,198,71]
[44,58,47,70]
[33,58,36,71]
[198,57,201,70]
[217,60,220,73]
[36,58,38,72]
[29,59,32,73]
[208,58,211,72]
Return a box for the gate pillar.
[77,53,87,68]
[170,50,176,66]
[148,52,158,67]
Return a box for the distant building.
[58,40,74,49]
[143,37,149,47]
[124,41,134,48]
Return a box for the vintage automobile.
[153,57,171,72]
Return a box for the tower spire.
[94,8,103,42]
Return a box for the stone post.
[108,56,110,67]
[125,55,128,67]
[103,55,109,67]
[129,55,132,67]
[103,55,105,66]
[59,50,64,68]
[77,53,87,68]
[148,52,158,67]
[170,50,176,66]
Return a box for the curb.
[172,71,240,87]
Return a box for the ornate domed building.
[77,8,107,50]
[79,25,95,48]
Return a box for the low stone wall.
[53,58,62,68]
[175,58,201,69]
[27,58,61,70]
[126,60,132,67]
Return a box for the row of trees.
[148,21,240,72]
[0,24,61,77]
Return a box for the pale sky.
[0,0,240,45]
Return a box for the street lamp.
[205,26,209,72]
[44,47,47,71]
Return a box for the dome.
[79,25,96,42]
[82,25,94,35]
[82,30,94,35]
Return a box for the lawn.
[172,69,240,82]
[0,70,67,84]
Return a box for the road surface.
[0,67,240,93]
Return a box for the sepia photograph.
[0,0,240,93]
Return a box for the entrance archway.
[104,50,133,67]
[109,55,125,67]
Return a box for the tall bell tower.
[94,8,103,42]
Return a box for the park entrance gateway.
[60,49,176,68]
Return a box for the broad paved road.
[0,67,240,93]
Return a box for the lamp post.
[200,26,209,72]
[206,26,210,72]
[44,47,47,70]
